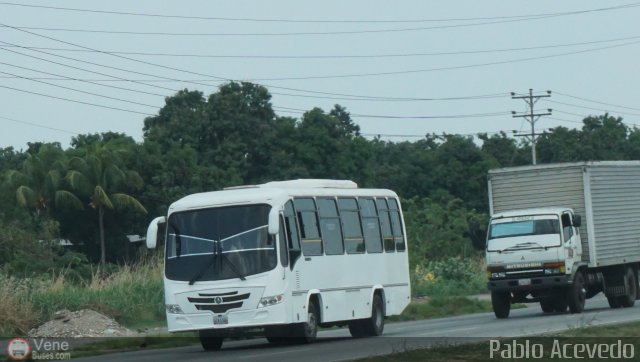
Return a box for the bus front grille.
[188,291,251,314]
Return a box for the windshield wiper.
[188,241,247,285]
[499,242,545,253]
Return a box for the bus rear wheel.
[349,294,385,338]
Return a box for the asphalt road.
[73,295,640,362]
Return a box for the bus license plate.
[518,278,531,286]
[213,315,228,325]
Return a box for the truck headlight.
[165,304,184,314]
[491,272,506,278]
[543,262,565,275]
[259,294,284,308]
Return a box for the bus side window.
[359,198,383,253]
[388,198,406,252]
[278,216,289,267]
[338,198,365,253]
[376,198,395,252]
[318,198,344,255]
[284,201,302,268]
[293,198,323,256]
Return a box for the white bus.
[146,179,411,350]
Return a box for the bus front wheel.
[199,330,224,351]
[296,299,319,343]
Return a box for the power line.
[1,2,636,23]
[0,41,192,93]
[0,41,511,107]
[244,40,640,81]
[0,13,622,37]
[0,58,169,98]
[0,70,160,109]
[273,106,510,119]
[0,84,154,116]
[0,115,78,135]
[2,35,639,59]
[553,91,640,112]
[2,30,513,102]
[544,99,640,117]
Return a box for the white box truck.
[480,161,640,318]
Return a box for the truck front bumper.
[488,274,570,292]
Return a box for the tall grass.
[0,256,165,336]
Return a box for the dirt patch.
[28,309,135,338]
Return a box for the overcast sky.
[1,1,639,150]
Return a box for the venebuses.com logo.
[6,338,31,361]
[6,337,71,361]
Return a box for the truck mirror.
[468,218,487,250]
[573,214,582,227]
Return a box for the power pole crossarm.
[511,89,553,165]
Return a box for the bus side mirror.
[268,208,279,235]
[573,214,582,227]
[146,216,166,249]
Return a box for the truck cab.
[485,208,586,318]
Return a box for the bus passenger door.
[279,216,289,280]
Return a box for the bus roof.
[169,179,398,213]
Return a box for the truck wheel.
[568,271,586,313]
[619,267,637,308]
[552,297,568,312]
[540,300,554,313]
[199,330,224,351]
[491,291,511,319]
[607,296,621,309]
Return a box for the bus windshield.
[165,204,277,282]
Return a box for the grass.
[388,296,493,322]
[0,256,165,336]
[69,332,199,359]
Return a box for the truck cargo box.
[488,161,640,268]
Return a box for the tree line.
[1,82,638,276]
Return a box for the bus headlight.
[259,294,284,308]
[165,304,184,314]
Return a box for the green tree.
[580,114,628,160]
[5,143,82,218]
[479,131,526,167]
[66,139,147,264]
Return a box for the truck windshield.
[487,215,562,252]
[489,218,560,239]
[165,204,277,282]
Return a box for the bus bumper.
[166,302,289,332]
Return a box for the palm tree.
[66,141,147,264]
[6,143,83,217]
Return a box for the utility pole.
[511,89,552,165]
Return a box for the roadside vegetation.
[0,256,163,336]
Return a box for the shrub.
[412,257,486,297]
